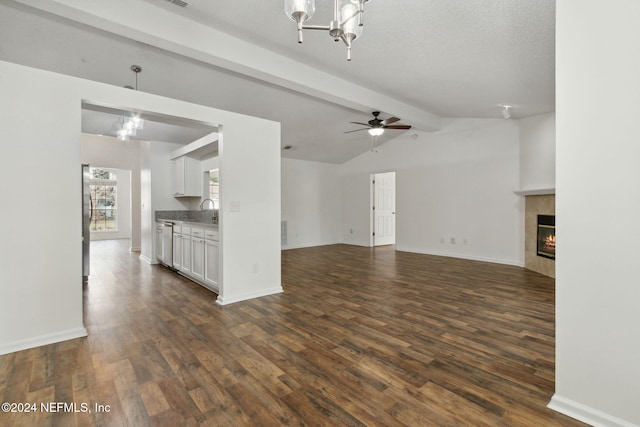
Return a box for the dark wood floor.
[0,240,586,426]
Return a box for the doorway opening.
[371,171,396,246]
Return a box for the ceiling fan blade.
[382,117,401,125]
[384,125,412,130]
[344,128,370,134]
[350,122,372,127]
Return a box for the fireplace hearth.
[537,215,555,260]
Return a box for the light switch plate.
[231,201,240,212]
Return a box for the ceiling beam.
[16,0,442,131]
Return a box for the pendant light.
[284,0,369,61]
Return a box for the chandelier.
[116,65,145,140]
[116,116,144,141]
[284,0,370,61]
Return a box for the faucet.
[199,198,215,210]
[199,198,219,224]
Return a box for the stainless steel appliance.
[82,164,91,283]
[156,221,174,267]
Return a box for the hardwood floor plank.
[0,241,588,426]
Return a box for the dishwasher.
[156,222,174,267]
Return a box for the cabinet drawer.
[173,225,182,234]
[191,228,204,238]
[181,226,191,235]
[205,230,219,241]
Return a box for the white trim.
[514,188,556,196]
[129,246,141,252]
[216,287,284,306]
[395,245,524,267]
[139,254,156,264]
[0,327,88,356]
[282,241,341,250]
[548,394,638,427]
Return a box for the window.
[208,169,219,209]
[89,168,118,232]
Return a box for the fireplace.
[537,215,555,260]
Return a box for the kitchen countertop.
[169,220,218,230]
[155,210,218,229]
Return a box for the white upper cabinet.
[172,156,201,197]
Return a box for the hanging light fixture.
[284,0,369,61]
[117,65,145,140]
[368,127,384,136]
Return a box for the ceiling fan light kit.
[284,0,368,61]
[346,111,412,136]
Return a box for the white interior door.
[373,172,396,246]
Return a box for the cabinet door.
[181,234,191,274]
[172,156,201,197]
[191,237,205,281]
[204,239,219,291]
[156,227,163,262]
[173,157,186,196]
[172,232,182,269]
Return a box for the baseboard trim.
[216,286,284,306]
[395,245,524,267]
[0,327,88,356]
[139,254,157,264]
[548,394,637,427]
[282,241,341,250]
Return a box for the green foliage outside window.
[90,168,117,232]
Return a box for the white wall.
[281,158,341,249]
[0,61,87,354]
[216,119,282,305]
[0,60,281,353]
[81,134,139,246]
[519,113,556,191]
[340,119,522,266]
[551,1,640,426]
[140,141,153,263]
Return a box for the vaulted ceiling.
[1,0,555,163]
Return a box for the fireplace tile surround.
[525,194,555,278]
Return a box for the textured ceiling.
[1,0,555,163]
[143,0,556,118]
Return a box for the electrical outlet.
[450,237,456,244]
[350,228,354,234]
[463,238,469,245]
[252,263,259,274]
[440,237,444,244]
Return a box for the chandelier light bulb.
[116,129,129,141]
[368,127,384,136]
[285,0,315,42]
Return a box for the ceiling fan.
[346,111,412,136]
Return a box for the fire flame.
[544,234,556,250]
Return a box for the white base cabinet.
[181,231,191,275]
[172,230,182,270]
[170,223,219,294]
[204,239,219,291]
[191,237,205,281]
